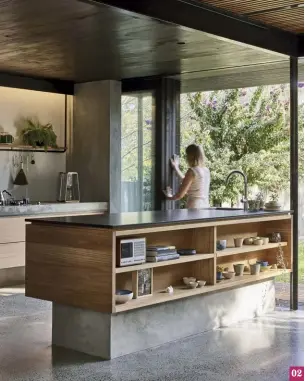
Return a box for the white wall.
[0,87,66,202]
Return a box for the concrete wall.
[69,80,121,212]
[0,87,66,201]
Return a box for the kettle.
[57,172,80,202]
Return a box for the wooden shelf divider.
[216,242,287,258]
[115,268,291,313]
[115,253,215,273]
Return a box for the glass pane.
[121,92,155,211]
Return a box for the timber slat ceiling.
[200,0,304,33]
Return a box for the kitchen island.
[25,209,292,359]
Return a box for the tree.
[180,85,304,206]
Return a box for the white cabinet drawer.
[0,242,25,269]
[0,217,26,243]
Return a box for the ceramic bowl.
[261,237,269,245]
[197,280,207,287]
[188,281,198,289]
[115,290,133,304]
[223,271,235,279]
[183,277,196,285]
[244,237,254,245]
[257,261,269,267]
[253,239,263,246]
[260,266,271,272]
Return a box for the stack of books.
[146,245,180,262]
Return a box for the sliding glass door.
[121,92,155,212]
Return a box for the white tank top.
[187,166,210,209]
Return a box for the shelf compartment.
[115,253,215,273]
[216,242,287,258]
[114,268,291,313]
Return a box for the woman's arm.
[170,158,184,180]
[167,169,194,201]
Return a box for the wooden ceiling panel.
[0,0,285,82]
[251,8,304,33]
[200,0,304,33]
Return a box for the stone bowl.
[183,277,196,285]
[115,290,133,304]
[187,281,198,289]
[223,271,235,279]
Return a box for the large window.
[121,92,155,212]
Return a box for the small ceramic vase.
[250,263,261,275]
[234,237,244,247]
[233,263,245,276]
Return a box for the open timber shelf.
[116,253,215,273]
[115,268,292,312]
[216,242,287,257]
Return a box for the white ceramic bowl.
[115,290,133,304]
[188,281,198,289]
[183,277,196,285]
[197,280,207,287]
[223,271,235,279]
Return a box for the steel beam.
[290,57,299,310]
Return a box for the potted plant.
[216,265,224,281]
[21,118,57,150]
[265,192,281,210]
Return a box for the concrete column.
[68,80,121,213]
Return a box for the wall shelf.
[115,268,291,312]
[216,242,287,258]
[116,253,215,273]
[0,144,66,153]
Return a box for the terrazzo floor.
[0,287,303,381]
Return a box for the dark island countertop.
[26,209,292,229]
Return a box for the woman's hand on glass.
[170,155,179,171]
[163,186,173,199]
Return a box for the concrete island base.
[52,280,275,359]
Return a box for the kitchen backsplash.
[0,86,66,201]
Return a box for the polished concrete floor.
[0,287,303,381]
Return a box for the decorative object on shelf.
[177,249,196,256]
[166,286,174,294]
[261,237,269,245]
[20,117,57,150]
[216,240,227,250]
[13,155,28,185]
[234,237,244,247]
[137,269,153,297]
[244,237,254,245]
[269,232,282,243]
[216,265,224,280]
[117,237,146,267]
[244,265,250,272]
[197,280,206,287]
[253,238,263,246]
[188,281,198,289]
[264,193,281,211]
[256,192,265,210]
[260,265,271,272]
[30,153,35,165]
[183,277,196,286]
[233,263,245,276]
[115,290,133,304]
[271,264,278,270]
[0,132,14,144]
[224,267,229,272]
[223,271,235,279]
[250,263,261,275]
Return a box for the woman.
[165,144,210,209]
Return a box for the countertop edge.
[25,210,292,229]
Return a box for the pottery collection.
[250,263,261,275]
[233,263,245,276]
[234,237,244,247]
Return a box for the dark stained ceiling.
[0,0,288,84]
[200,0,304,34]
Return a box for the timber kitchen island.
[25,209,292,359]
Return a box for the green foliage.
[21,117,57,150]
[181,85,304,205]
